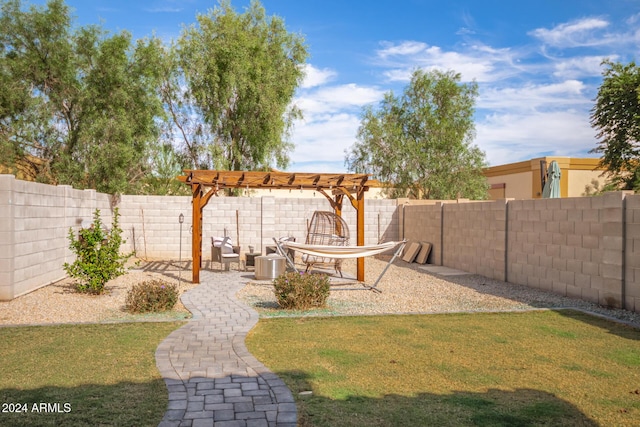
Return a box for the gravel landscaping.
[0,261,197,326]
[1,257,639,328]
[237,256,640,328]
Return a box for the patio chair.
[303,211,350,276]
[211,236,240,271]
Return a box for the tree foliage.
[1,0,309,194]
[0,0,166,193]
[176,0,307,171]
[157,41,215,170]
[346,69,488,199]
[590,60,640,191]
[141,141,191,195]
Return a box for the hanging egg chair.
[304,211,350,275]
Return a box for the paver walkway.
[155,270,296,427]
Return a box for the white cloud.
[288,160,349,173]
[478,80,590,111]
[475,78,598,166]
[627,13,640,25]
[295,83,384,115]
[287,62,388,172]
[530,17,616,48]
[301,64,337,88]
[311,84,382,106]
[377,41,428,57]
[372,27,612,169]
[289,112,361,165]
[551,55,610,79]
[382,68,413,82]
[476,110,598,166]
[375,41,519,83]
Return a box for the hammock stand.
[272,238,407,292]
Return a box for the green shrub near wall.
[64,208,132,294]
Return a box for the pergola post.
[333,194,343,217]
[190,183,216,284]
[332,191,365,280]
[356,190,365,282]
[192,183,202,284]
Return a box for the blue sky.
[32,0,640,172]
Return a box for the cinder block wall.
[443,200,508,281]
[400,192,638,312]
[0,176,14,299]
[118,195,193,260]
[0,175,112,300]
[367,199,400,244]
[625,194,640,312]
[271,196,328,246]
[402,203,443,264]
[507,192,626,308]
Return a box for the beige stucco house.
[483,157,607,199]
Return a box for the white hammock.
[272,238,406,292]
[280,240,401,259]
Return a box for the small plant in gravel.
[64,208,132,294]
[125,279,179,313]
[273,271,330,310]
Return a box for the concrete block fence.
[443,199,508,281]
[2,174,638,314]
[0,175,114,300]
[402,192,640,313]
[626,195,640,313]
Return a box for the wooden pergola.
[177,170,379,283]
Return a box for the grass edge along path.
[0,321,186,427]
[246,310,640,427]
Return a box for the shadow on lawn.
[282,370,601,427]
[553,309,640,341]
[0,380,167,427]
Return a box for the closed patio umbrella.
[542,160,561,198]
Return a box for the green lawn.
[0,322,185,427]
[246,310,640,426]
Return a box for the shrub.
[64,208,132,294]
[125,279,179,313]
[273,271,330,310]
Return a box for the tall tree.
[346,69,488,200]
[590,60,640,191]
[177,0,307,171]
[157,42,218,170]
[0,0,73,180]
[0,0,165,193]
